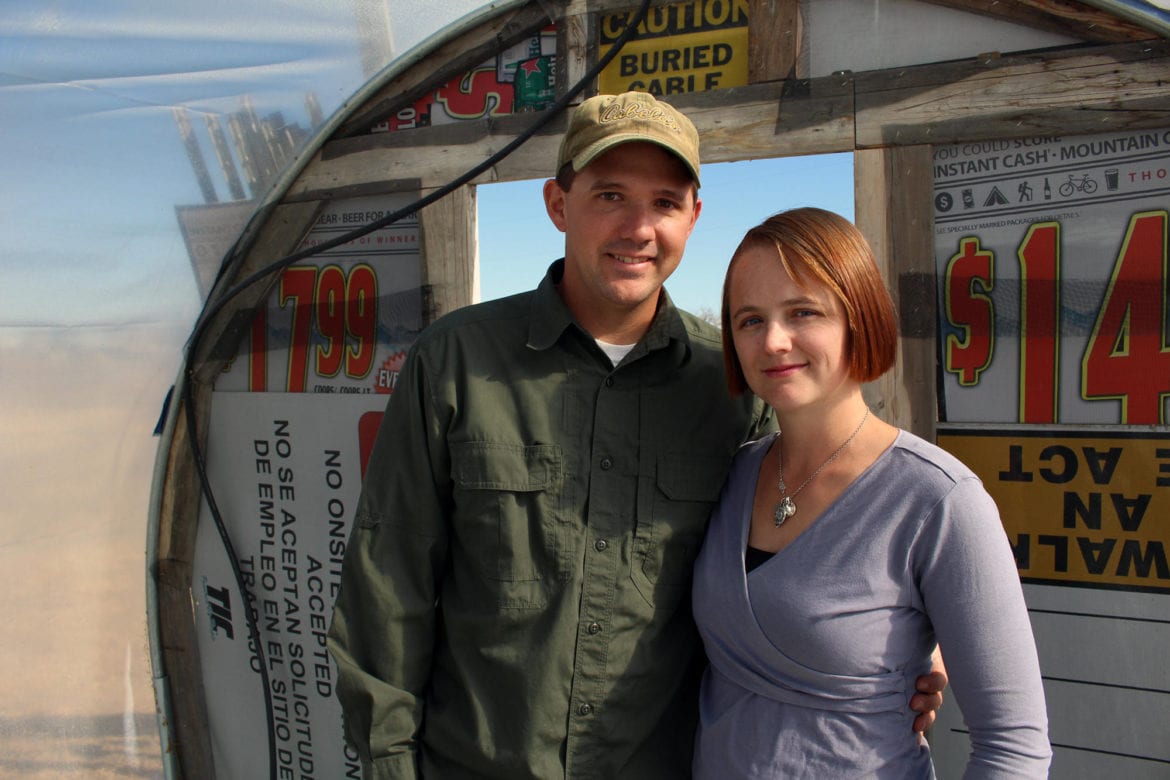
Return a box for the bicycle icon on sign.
[1058,173,1098,196]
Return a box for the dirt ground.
[0,328,175,778]
[0,534,165,779]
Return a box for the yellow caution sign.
[599,0,749,96]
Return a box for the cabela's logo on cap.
[598,102,683,134]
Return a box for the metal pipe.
[1080,0,1170,39]
[146,379,185,779]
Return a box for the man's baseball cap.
[556,91,701,185]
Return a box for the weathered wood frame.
[151,1,1170,775]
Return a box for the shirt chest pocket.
[633,454,728,610]
[451,441,563,584]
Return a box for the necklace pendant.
[773,496,796,527]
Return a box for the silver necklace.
[774,408,869,527]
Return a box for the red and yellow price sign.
[934,129,1170,425]
[942,211,1170,425]
[247,264,379,392]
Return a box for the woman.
[692,208,1050,778]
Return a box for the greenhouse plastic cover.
[0,2,488,775]
[3,0,1170,776]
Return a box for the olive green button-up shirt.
[328,261,772,780]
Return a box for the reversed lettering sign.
[938,428,1170,593]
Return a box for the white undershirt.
[596,339,636,366]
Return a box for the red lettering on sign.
[1019,223,1061,423]
[944,237,996,386]
[1082,211,1170,424]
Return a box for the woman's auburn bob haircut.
[721,207,899,396]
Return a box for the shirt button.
[595,539,608,552]
[600,456,613,470]
[579,703,593,716]
[588,622,602,635]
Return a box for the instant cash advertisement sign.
[933,129,1170,427]
[930,129,1170,774]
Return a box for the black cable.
[177,0,653,776]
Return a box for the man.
[328,91,944,779]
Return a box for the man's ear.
[689,195,702,236]
[543,178,568,233]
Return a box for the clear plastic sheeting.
[4,0,1170,777]
[0,2,486,777]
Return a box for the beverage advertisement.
[215,193,422,394]
[371,26,557,132]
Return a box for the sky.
[477,153,854,317]
[0,0,491,329]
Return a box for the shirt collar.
[526,259,693,360]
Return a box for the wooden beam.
[674,76,855,163]
[155,389,215,780]
[291,114,567,199]
[920,0,1157,44]
[289,74,856,200]
[854,39,1170,148]
[558,4,593,103]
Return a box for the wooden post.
[854,145,938,440]
[420,184,478,317]
[749,0,802,82]
[155,392,216,780]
